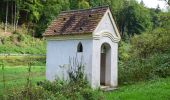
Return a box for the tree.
[128,5,152,36]
[90,0,111,7]
[21,0,43,36]
[89,0,152,38]
[164,0,170,5]
[69,0,79,9]
[78,0,90,9]
[14,0,22,31]
[35,0,70,37]
[155,5,161,13]
[159,12,170,29]
[5,0,9,33]
[140,0,144,6]
[116,1,152,38]
[22,0,42,24]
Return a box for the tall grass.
[3,58,105,100]
[0,55,46,66]
[26,62,32,99]
[0,61,6,99]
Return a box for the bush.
[81,88,105,100]
[130,28,170,58]
[6,58,105,100]
[7,86,55,100]
[37,80,104,100]
[119,53,170,85]
[118,41,131,61]
[118,28,170,84]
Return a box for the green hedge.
[119,53,170,84]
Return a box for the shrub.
[119,53,170,85]
[81,88,105,100]
[118,41,131,61]
[7,86,55,100]
[130,28,170,58]
[118,28,170,85]
[6,58,105,100]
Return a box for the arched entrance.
[100,43,111,86]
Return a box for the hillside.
[0,24,46,54]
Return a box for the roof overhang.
[44,33,93,40]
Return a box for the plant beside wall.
[5,59,105,100]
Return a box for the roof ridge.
[61,5,109,13]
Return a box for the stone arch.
[100,42,111,86]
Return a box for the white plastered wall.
[46,39,93,85]
[91,37,118,88]
[91,8,120,88]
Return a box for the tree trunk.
[15,15,19,30]
[5,0,9,33]
[12,0,14,31]
[14,0,16,31]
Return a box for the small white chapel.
[43,6,121,89]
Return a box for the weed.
[0,61,6,99]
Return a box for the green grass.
[0,55,46,66]
[106,78,170,100]
[0,66,170,100]
[0,66,45,97]
[0,28,46,54]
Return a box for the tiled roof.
[43,6,109,36]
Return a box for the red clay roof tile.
[43,6,109,36]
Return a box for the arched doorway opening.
[100,43,111,86]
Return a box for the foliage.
[3,60,105,100]
[78,0,90,9]
[37,71,104,100]
[7,86,52,100]
[118,41,131,61]
[36,0,70,37]
[22,0,43,23]
[119,53,170,84]
[123,3,152,36]
[90,0,152,38]
[0,30,46,54]
[0,0,167,38]
[118,27,170,84]
[0,1,170,99]
[150,9,170,29]
[130,28,170,58]
[1,65,170,100]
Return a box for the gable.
[93,9,121,42]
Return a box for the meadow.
[0,66,45,98]
[106,77,170,100]
[1,65,170,100]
